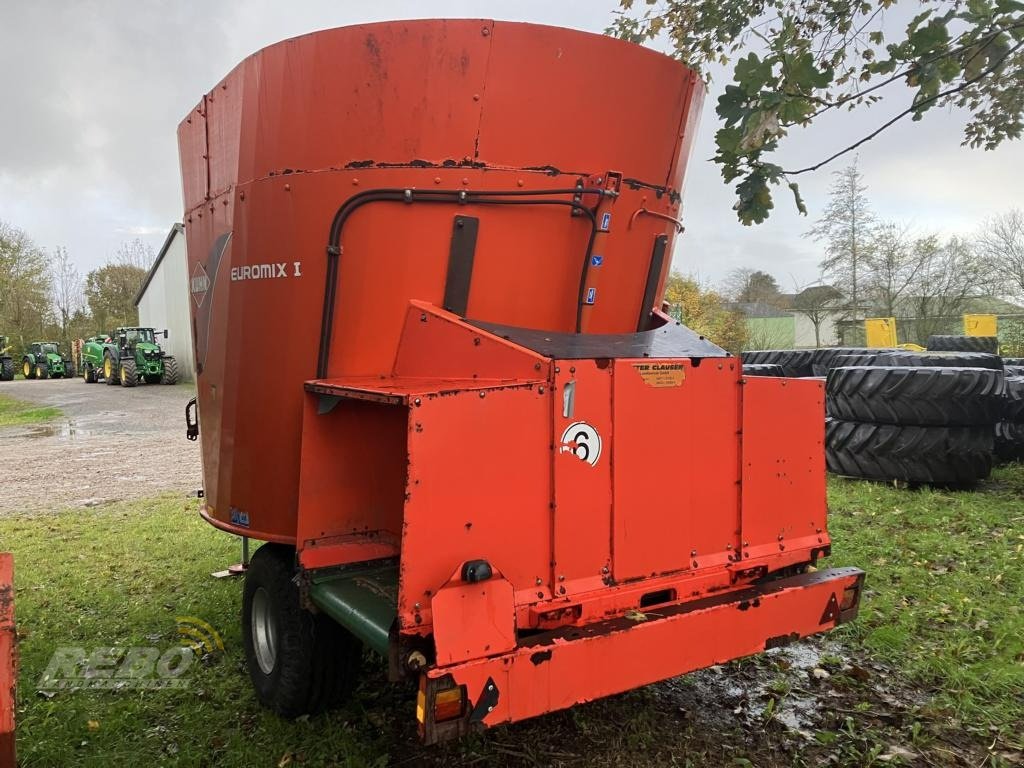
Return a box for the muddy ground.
[0,377,201,513]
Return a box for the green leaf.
[717,84,749,126]
[734,53,773,95]
[714,126,744,154]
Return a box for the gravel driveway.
[0,378,201,513]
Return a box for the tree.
[85,263,147,331]
[609,2,1024,224]
[115,238,156,270]
[807,161,875,320]
[0,220,51,353]
[977,208,1024,300]
[50,246,83,343]
[663,272,748,352]
[723,267,783,305]
[791,284,843,348]
[863,222,927,317]
[909,235,992,342]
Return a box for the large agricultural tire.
[1004,365,1024,377]
[927,335,999,354]
[35,362,48,380]
[826,366,1005,426]
[103,353,119,385]
[0,358,12,381]
[740,349,815,377]
[994,421,1024,462]
[23,359,34,379]
[83,364,96,384]
[826,419,993,485]
[810,347,881,376]
[1004,376,1024,422]
[831,353,881,368]
[873,350,1003,370]
[742,363,786,377]
[242,544,362,718]
[119,358,137,388]
[1002,357,1024,366]
[161,357,179,385]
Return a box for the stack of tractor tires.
[927,334,999,354]
[740,349,815,377]
[995,375,1024,461]
[740,363,786,377]
[825,365,1001,485]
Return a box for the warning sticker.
[632,362,686,388]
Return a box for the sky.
[1,0,1022,293]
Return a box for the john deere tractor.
[81,327,178,387]
[23,341,74,379]
[0,336,13,381]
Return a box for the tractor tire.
[830,353,881,368]
[927,335,999,354]
[809,347,881,376]
[826,419,993,485]
[1003,376,1024,422]
[1004,365,1024,377]
[161,357,179,385]
[35,362,48,380]
[826,366,1005,427]
[66,364,76,379]
[1002,357,1024,366]
[103,353,119,385]
[23,359,35,379]
[994,421,1024,462]
[873,350,1003,370]
[242,544,362,718]
[0,359,13,381]
[742,363,786,377]
[83,364,95,384]
[119,358,137,387]
[740,349,815,377]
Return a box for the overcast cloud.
[2,1,1021,291]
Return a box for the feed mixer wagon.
[178,20,863,743]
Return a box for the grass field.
[0,392,60,427]
[5,472,1023,767]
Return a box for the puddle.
[13,421,92,439]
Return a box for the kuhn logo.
[190,262,210,308]
[559,422,602,467]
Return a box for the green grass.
[0,392,60,427]
[4,472,1024,766]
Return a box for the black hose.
[318,187,607,378]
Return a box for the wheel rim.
[23,362,29,377]
[104,358,111,378]
[251,587,277,675]
[36,366,42,378]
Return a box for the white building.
[134,224,195,381]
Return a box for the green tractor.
[81,327,178,387]
[23,341,74,380]
[0,336,14,381]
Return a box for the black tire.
[104,352,119,385]
[873,350,1003,370]
[0,358,12,381]
[1002,357,1024,366]
[994,421,1024,462]
[119,358,137,388]
[740,349,815,377]
[35,362,48,380]
[927,335,998,354]
[826,419,993,484]
[742,363,786,377]
[1004,365,1024,377]
[161,357,179,385]
[66,363,76,379]
[1004,376,1024,422]
[23,359,35,380]
[809,347,882,376]
[831,353,881,368]
[826,366,1005,426]
[83,364,96,384]
[242,544,362,717]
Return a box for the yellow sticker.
[632,362,686,387]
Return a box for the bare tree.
[50,246,82,342]
[791,284,843,348]
[977,208,1024,300]
[115,238,156,270]
[910,236,992,343]
[807,160,875,321]
[863,223,928,318]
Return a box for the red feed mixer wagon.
[178,19,863,743]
